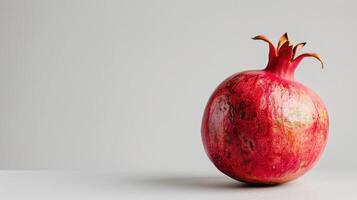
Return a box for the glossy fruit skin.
[201,70,329,184]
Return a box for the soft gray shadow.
[128,175,287,191]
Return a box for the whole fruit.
[201,33,329,184]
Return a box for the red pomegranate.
[201,33,329,184]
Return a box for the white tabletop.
[0,170,355,199]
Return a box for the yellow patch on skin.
[285,130,304,154]
[318,108,328,125]
[299,161,307,168]
[286,130,295,146]
[272,117,306,155]
[273,119,284,129]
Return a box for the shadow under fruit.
[201,33,329,184]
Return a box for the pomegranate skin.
[202,70,329,184]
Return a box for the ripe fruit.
[201,33,329,184]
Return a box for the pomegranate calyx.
[253,33,324,79]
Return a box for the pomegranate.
[201,33,329,184]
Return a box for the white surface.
[0,170,356,199]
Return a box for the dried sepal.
[292,42,306,58]
[277,33,289,51]
[252,35,277,61]
[293,53,324,68]
[277,41,293,59]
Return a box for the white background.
[0,0,355,172]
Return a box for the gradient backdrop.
[0,0,355,172]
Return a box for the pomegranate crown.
[253,33,324,79]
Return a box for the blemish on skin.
[219,103,229,112]
[247,140,255,150]
[239,111,246,120]
[273,119,284,128]
[238,101,246,109]
[213,154,223,166]
[239,134,255,151]
[224,134,232,144]
[299,161,307,168]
